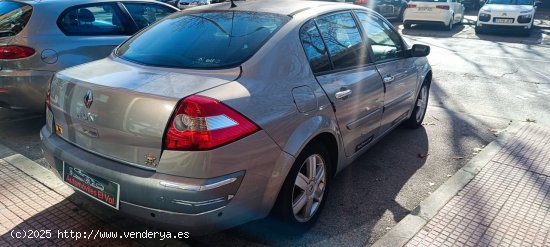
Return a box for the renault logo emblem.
[502,13,507,16]
[84,90,93,109]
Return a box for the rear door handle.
[335,89,352,99]
[383,75,395,83]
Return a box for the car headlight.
[479,12,491,17]
[519,14,532,18]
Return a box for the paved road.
[0,11,548,247]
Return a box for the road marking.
[434,50,550,63]
[531,69,550,80]
[405,37,550,63]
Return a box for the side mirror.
[408,44,430,57]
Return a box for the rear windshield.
[0,1,32,37]
[116,11,290,69]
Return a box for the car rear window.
[116,11,290,69]
[0,1,32,37]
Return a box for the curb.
[0,143,190,247]
[370,122,525,247]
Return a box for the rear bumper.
[403,10,451,25]
[40,126,294,234]
[0,69,53,112]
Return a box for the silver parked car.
[0,0,177,112]
[41,0,432,234]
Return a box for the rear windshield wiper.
[0,30,16,37]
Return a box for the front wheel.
[398,8,405,21]
[272,143,330,234]
[403,82,430,129]
[475,26,483,34]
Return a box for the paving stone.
[406,124,550,247]
[0,158,141,246]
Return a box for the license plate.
[418,7,433,11]
[494,18,514,23]
[63,163,120,209]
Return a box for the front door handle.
[383,75,395,83]
[335,89,352,99]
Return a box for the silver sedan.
[0,0,177,112]
[41,0,432,234]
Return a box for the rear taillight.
[0,45,35,59]
[355,0,368,4]
[164,95,259,151]
[407,4,417,8]
[436,5,450,10]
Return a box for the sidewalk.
[536,8,550,29]
[374,123,550,247]
[0,145,188,246]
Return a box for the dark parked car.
[462,0,484,9]
[320,0,408,19]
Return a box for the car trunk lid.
[49,57,240,169]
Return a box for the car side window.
[123,3,175,30]
[356,12,403,61]
[58,3,126,36]
[300,20,332,74]
[316,12,368,70]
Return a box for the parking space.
[394,10,546,45]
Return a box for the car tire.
[475,26,483,34]
[272,142,331,235]
[446,16,454,31]
[403,81,430,129]
[404,22,412,29]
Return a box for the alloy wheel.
[416,85,429,122]
[292,154,327,223]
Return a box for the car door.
[450,0,460,21]
[300,12,385,157]
[355,12,418,135]
[377,0,393,17]
[54,2,134,69]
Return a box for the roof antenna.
[230,0,237,8]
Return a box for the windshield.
[117,11,290,69]
[0,1,32,37]
[485,0,533,5]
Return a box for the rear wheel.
[403,82,430,129]
[272,142,330,234]
[446,16,454,30]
